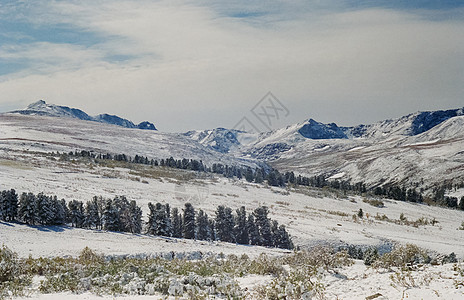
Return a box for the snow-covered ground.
[1,114,464,299]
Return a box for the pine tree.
[155,203,169,236]
[126,200,142,234]
[183,203,195,239]
[18,192,37,225]
[459,196,464,211]
[254,169,264,184]
[215,205,227,241]
[84,198,100,229]
[69,200,85,228]
[165,203,172,237]
[247,214,260,245]
[171,207,183,238]
[234,206,248,244]
[270,220,279,247]
[245,168,254,182]
[52,196,66,225]
[102,200,119,231]
[196,209,210,240]
[253,206,272,246]
[147,202,156,235]
[276,224,293,250]
[36,193,54,225]
[0,189,18,222]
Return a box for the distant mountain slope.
[0,114,262,169]
[10,100,157,131]
[185,107,464,193]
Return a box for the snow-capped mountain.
[11,100,157,131]
[0,113,262,170]
[185,107,464,192]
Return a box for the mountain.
[185,107,464,193]
[10,100,157,131]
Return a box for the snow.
[328,172,345,179]
[1,113,464,299]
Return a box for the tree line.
[63,150,461,208]
[0,189,293,250]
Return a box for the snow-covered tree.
[234,206,248,244]
[183,203,195,239]
[253,206,272,246]
[18,192,37,225]
[247,214,260,245]
[68,200,85,228]
[102,199,120,231]
[0,189,18,222]
[171,207,183,238]
[196,209,210,241]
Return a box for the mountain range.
[3,100,464,195]
[11,100,157,131]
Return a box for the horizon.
[4,98,464,133]
[0,1,463,132]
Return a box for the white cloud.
[0,1,463,131]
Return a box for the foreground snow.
[9,261,464,299]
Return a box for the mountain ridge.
[10,100,157,131]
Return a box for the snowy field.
[1,114,464,299]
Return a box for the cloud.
[0,1,463,132]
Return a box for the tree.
[234,206,248,244]
[245,168,254,182]
[215,205,235,242]
[171,207,183,238]
[183,203,195,239]
[84,197,101,229]
[247,214,260,245]
[126,200,142,234]
[0,189,18,222]
[69,200,85,228]
[36,193,55,225]
[51,196,66,225]
[253,206,272,246]
[459,196,464,211]
[18,192,37,225]
[196,209,210,241]
[102,200,119,231]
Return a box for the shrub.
[363,247,379,266]
[0,245,19,283]
[373,244,428,269]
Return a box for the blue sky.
[0,0,463,131]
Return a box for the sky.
[0,0,463,132]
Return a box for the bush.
[0,245,19,282]
[363,247,379,266]
[373,244,428,269]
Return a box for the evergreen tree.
[165,203,172,236]
[171,207,183,238]
[276,224,293,250]
[244,168,254,182]
[215,205,230,242]
[247,214,260,245]
[102,200,119,231]
[18,192,37,225]
[126,200,142,234]
[68,200,85,228]
[253,206,272,246]
[36,193,54,225]
[460,196,464,211]
[234,206,248,244]
[51,196,66,225]
[183,203,195,239]
[84,197,101,229]
[196,209,210,240]
[0,189,18,222]
[254,169,264,184]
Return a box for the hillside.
[187,107,464,194]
